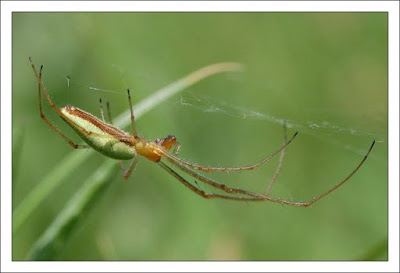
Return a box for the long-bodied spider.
[29,58,375,207]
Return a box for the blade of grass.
[13,62,244,234]
[26,160,118,260]
[359,237,388,261]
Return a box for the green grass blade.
[26,160,117,260]
[359,237,388,261]
[13,62,243,234]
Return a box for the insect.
[29,58,375,207]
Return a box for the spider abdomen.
[61,106,136,160]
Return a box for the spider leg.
[99,98,106,122]
[30,58,89,149]
[158,131,298,173]
[173,141,181,155]
[118,161,126,174]
[265,120,288,195]
[123,155,138,180]
[158,162,266,201]
[127,89,137,137]
[106,101,113,124]
[299,140,375,206]
[161,140,375,207]
[162,156,282,199]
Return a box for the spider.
[29,58,375,207]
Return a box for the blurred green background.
[12,13,387,261]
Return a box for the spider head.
[156,135,176,151]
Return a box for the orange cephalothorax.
[134,139,162,162]
[135,135,177,162]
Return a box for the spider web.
[174,91,384,158]
[64,65,384,160]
